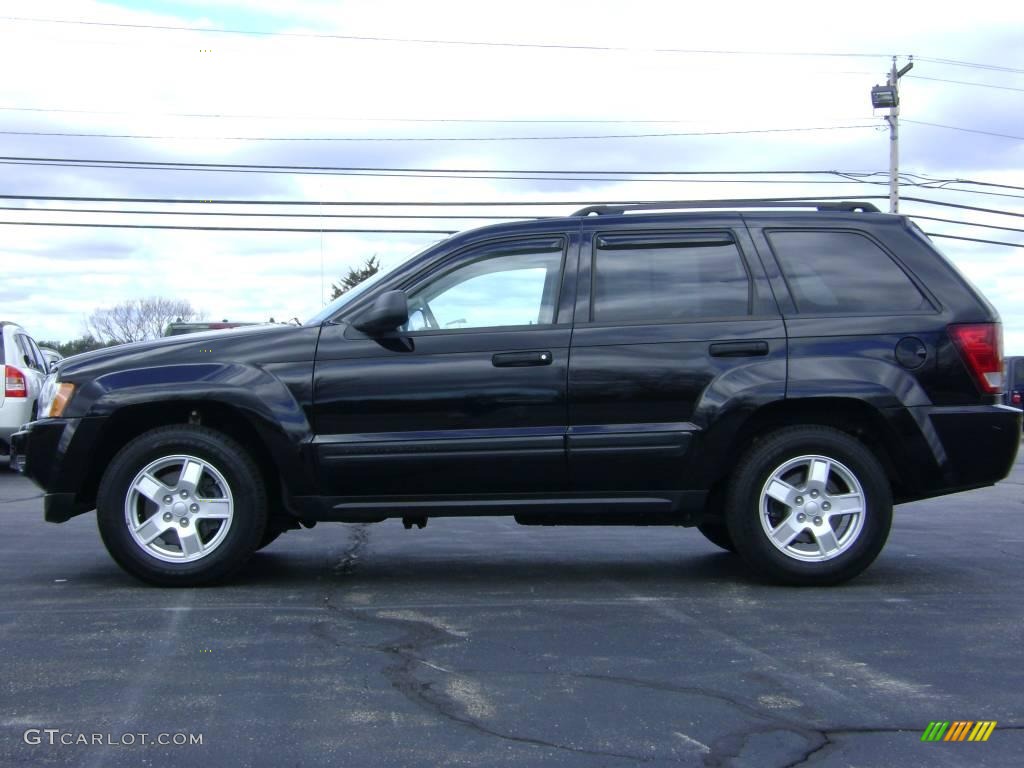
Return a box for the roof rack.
[572,199,882,216]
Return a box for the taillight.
[1013,392,1022,406]
[949,323,1004,394]
[4,365,27,397]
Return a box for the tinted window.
[592,234,750,323]
[768,230,929,314]
[406,239,564,332]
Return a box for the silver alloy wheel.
[758,454,866,562]
[124,454,234,564]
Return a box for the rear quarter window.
[767,229,931,315]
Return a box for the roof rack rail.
[572,199,882,216]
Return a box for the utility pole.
[872,56,914,213]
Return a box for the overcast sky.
[1,0,1022,352]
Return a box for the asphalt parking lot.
[1,445,1021,768]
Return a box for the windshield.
[304,239,449,325]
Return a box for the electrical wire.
[0,16,896,58]
[905,75,1024,93]
[903,120,1024,142]
[0,193,891,207]
[0,105,873,124]
[0,206,537,220]
[908,215,1024,235]
[0,220,456,234]
[923,232,1023,248]
[0,125,876,142]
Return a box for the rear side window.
[592,232,750,323]
[767,230,930,314]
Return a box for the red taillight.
[4,365,27,397]
[1013,392,1022,406]
[949,323,1004,394]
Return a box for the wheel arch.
[77,398,312,517]
[697,397,918,519]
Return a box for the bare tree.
[86,297,205,344]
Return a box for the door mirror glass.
[352,290,410,335]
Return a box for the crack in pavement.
[310,537,1024,766]
[314,527,655,763]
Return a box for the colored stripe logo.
[921,721,997,742]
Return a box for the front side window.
[405,239,564,332]
[767,230,930,314]
[592,232,750,323]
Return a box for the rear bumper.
[10,417,100,523]
[894,404,1021,501]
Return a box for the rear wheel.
[725,426,892,586]
[97,425,268,586]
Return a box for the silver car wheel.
[124,454,234,564]
[758,454,866,563]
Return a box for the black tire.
[725,426,892,586]
[97,425,268,586]
[697,522,736,553]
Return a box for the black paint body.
[13,210,1021,525]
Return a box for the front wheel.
[97,426,268,586]
[725,426,892,586]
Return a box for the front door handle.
[709,341,769,358]
[492,351,553,367]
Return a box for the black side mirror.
[352,290,409,335]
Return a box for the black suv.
[12,201,1021,587]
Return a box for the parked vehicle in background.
[1006,356,1023,417]
[38,347,63,372]
[1,321,48,457]
[164,321,263,337]
[10,200,1022,586]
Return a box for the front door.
[313,231,578,498]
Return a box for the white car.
[39,347,63,372]
[1,322,48,458]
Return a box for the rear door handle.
[709,341,769,358]
[492,351,553,367]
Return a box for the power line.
[0,160,880,185]
[5,155,1022,194]
[0,124,876,142]
[914,56,1024,75]
[0,193,890,207]
[0,15,895,59]
[0,220,456,234]
[0,105,869,124]
[900,196,1024,218]
[0,205,537,220]
[905,75,1024,93]
[7,206,1021,235]
[923,232,1024,248]
[909,215,1024,235]
[0,155,849,175]
[904,120,1024,142]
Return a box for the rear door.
[568,215,786,492]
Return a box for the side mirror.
[352,290,409,335]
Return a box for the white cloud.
[0,0,1021,352]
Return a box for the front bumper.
[10,418,100,523]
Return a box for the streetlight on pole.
[871,56,914,213]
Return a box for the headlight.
[38,375,75,419]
